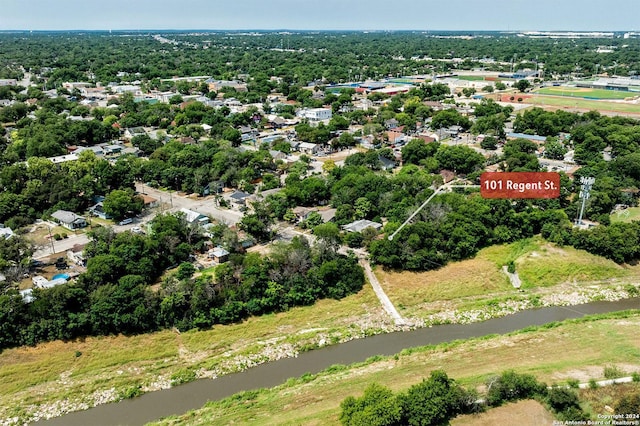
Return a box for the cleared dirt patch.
[451,400,556,426]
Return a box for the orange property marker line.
[480,172,560,199]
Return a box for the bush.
[53,233,62,241]
[170,368,197,386]
[399,370,477,425]
[486,371,547,406]
[615,393,640,415]
[547,387,581,413]
[340,382,401,426]
[632,372,640,382]
[588,379,598,389]
[119,384,142,400]
[567,379,580,389]
[506,261,516,273]
[604,365,624,380]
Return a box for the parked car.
[118,218,133,225]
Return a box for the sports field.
[525,94,640,114]
[535,86,638,100]
[457,75,488,81]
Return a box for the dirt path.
[359,258,406,326]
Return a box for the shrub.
[486,371,547,406]
[604,365,624,380]
[547,387,581,412]
[119,384,142,400]
[615,393,640,415]
[170,368,197,386]
[567,379,580,389]
[588,379,598,389]
[340,382,401,426]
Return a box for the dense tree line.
[0,214,363,350]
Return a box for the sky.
[1,0,638,32]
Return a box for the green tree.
[340,383,402,426]
[399,370,472,426]
[103,189,143,221]
[515,79,531,92]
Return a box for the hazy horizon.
[2,0,638,32]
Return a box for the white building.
[298,108,332,121]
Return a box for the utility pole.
[576,177,595,226]
[48,225,56,255]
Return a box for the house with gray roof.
[342,219,383,233]
[51,210,87,230]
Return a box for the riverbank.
[150,310,640,425]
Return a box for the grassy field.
[535,86,638,100]
[524,94,640,114]
[375,238,632,319]
[150,312,640,425]
[457,75,488,81]
[611,207,640,223]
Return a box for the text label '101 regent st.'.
[480,172,561,199]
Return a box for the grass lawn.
[535,86,638,100]
[150,312,640,425]
[611,207,640,223]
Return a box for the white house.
[51,210,88,230]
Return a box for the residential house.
[0,224,14,239]
[51,210,88,230]
[384,118,399,129]
[179,208,209,226]
[292,206,315,222]
[297,142,322,155]
[342,219,383,233]
[89,202,111,220]
[48,153,79,164]
[269,150,288,162]
[141,194,159,209]
[317,208,337,223]
[74,145,105,157]
[379,156,397,171]
[229,191,251,207]
[103,144,124,156]
[208,246,230,263]
[125,127,147,139]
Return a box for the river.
[36,298,639,426]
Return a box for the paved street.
[33,233,90,259]
[135,183,243,226]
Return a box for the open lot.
[375,238,633,320]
